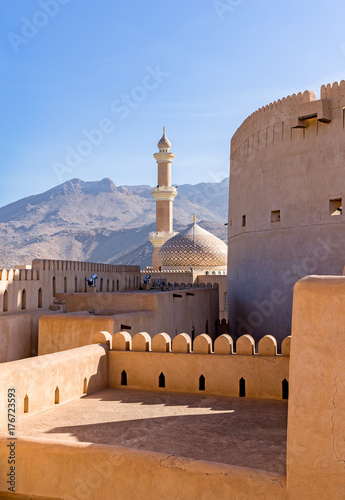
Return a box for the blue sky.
[1,0,345,207]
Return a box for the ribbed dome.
[157,127,171,151]
[157,223,227,270]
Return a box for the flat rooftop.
[14,389,287,474]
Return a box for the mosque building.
[147,127,227,275]
[145,127,228,321]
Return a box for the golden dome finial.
[193,214,196,224]
[163,126,166,133]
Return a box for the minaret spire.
[149,127,178,269]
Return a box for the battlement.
[111,331,290,355]
[140,269,192,275]
[0,268,38,282]
[32,259,140,274]
[108,331,290,400]
[231,81,345,155]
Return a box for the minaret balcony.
[149,231,178,247]
[151,186,178,201]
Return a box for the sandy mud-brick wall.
[228,83,345,343]
[0,344,108,424]
[0,437,286,500]
[287,276,345,499]
[109,332,290,400]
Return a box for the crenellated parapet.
[32,259,140,275]
[231,82,345,157]
[0,268,39,282]
[0,258,142,315]
[112,331,290,356]
[108,331,290,400]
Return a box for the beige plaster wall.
[0,259,141,315]
[109,336,289,400]
[38,311,156,355]
[38,315,114,355]
[197,275,228,320]
[287,276,345,499]
[0,344,108,423]
[57,291,157,314]
[0,310,61,363]
[228,83,345,343]
[0,436,286,500]
[55,287,219,341]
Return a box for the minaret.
[149,127,178,269]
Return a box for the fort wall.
[0,276,344,497]
[38,311,156,355]
[109,332,290,400]
[141,270,228,322]
[287,276,345,498]
[0,437,286,500]
[0,344,108,423]
[0,259,140,363]
[46,286,219,350]
[228,82,345,342]
[0,310,61,362]
[0,259,141,315]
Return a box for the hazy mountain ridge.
[0,177,229,269]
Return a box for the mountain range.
[0,177,229,269]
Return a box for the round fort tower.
[228,82,345,343]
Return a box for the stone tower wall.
[228,81,345,342]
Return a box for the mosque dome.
[157,222,227,271]
[157,127,171,151]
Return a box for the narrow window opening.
[84,277,87,293]
[329,198,342,216]
[83,378,87,394]
[159,372,165,388]
[64,277,67,293]
[199,375,205,391]
[242,214,246,227]
[282,379,289,400]
[38,288,43,308]
[24,395,29,413]
[75,277,78,293]
[239,377,246,397]
[100,278,103,292]
[107,279,110,292]
[121,370,127,386]
[21,289,26,310]
[271,210,281,223]
[3,290,8,312]
[116,279,119,291]
[55,386,60,404]
[112,279,115,292]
